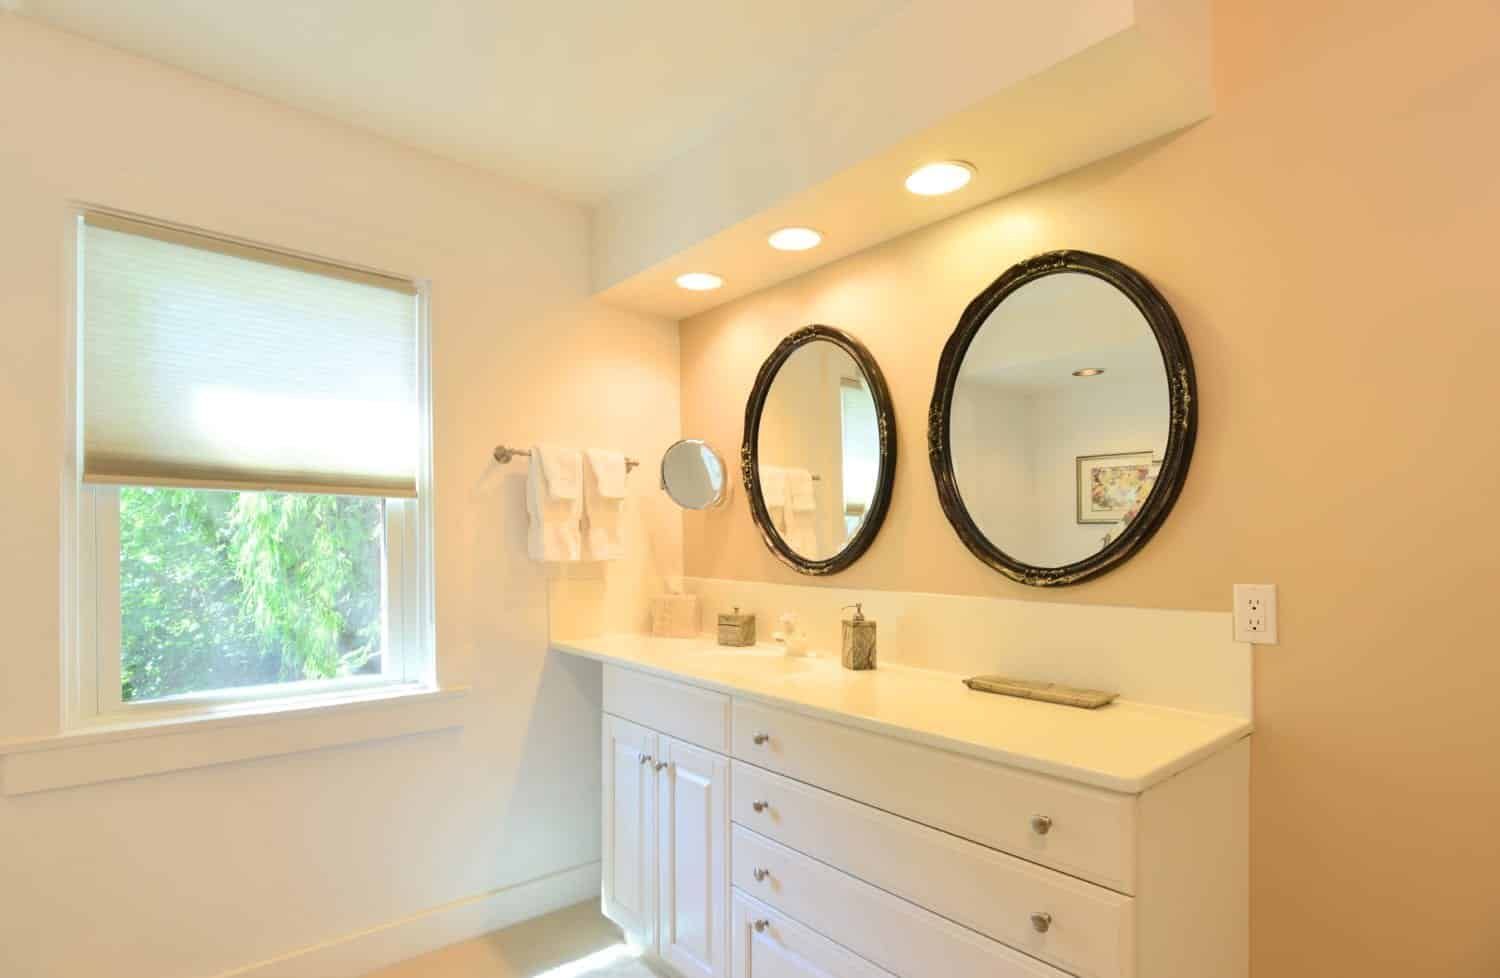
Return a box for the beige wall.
[0,16,680,978]
[680,1,1500,975]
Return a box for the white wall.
[0,16,680,978]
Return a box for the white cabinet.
[593,661,1248,978]
[731,892,895,978]
[602,711,730,977]
[603,714,657,949]
[658,737,730,978]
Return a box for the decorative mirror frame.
[928,250,1197,586]
[742,324,897,576]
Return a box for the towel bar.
[493,444,639,472]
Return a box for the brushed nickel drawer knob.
[639,754,653,766]
[752,800,771,813]
[752,867,770,882]
[753,919,770,933]
[1030,912,1053,934]
[752,732,771,745]
[654,761,669,772]
[1030,814,1053,836]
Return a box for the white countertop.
[553,633,1252,794]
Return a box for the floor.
[363,901,663,978]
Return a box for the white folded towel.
[535,443,581,500]
[759,464,787,509]
[582,449,627,561]
[786,468,816,513]
[782,468,819,555]
[526,445,582,562]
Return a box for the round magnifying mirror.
[930,251,1196,586]
[661,439,729,509]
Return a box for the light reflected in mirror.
[755,340,881,562]
[660,439,728,509]
[949,271,1169,569]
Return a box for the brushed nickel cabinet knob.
[1030,912,1053,934]
[752,800,770,813]
[753,919,770,933]
[1030,814,1053,836]
[654,761,669,772]
[752,868,770,882]
[752,732,771,745]
[639,754,653,766]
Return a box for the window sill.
[0,683,468,796]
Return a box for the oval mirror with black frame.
[661,438,730,509]
[743,325,896,575]
[929,250,1196,586]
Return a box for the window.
[839,376,879,536]
[71,211,431,721]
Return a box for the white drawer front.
[605,665,730,753]
[733,826,1072,978]
[732,891,894,978]
[734,762,1134,978]
[732,699,1136,892]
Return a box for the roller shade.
[80,212,420,497]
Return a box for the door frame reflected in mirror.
[928,250,1197,586]
[742,324,897,576]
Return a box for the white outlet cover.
[1233,584,1279,645]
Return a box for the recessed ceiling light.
[1072,367,1106,377]
[905,161,975,196]
[675,272,723,291]
[768,227,823,252]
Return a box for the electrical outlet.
[1233,584,1278,644]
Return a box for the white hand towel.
[526,445,582,562]
[535,444,581,500]
[786,468,816,512]
[782,468,819,555]
[582,449,627,561]
[759,466,787,508]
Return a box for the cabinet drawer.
[734,762,1134,978]
[732,826,1072,978]
[605,665,730,753]
[732,699,1137,892]
[732,891,894,978]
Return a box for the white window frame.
[62,207,436,730]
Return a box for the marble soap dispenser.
[841,604,877,671]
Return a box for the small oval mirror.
[661,439,729,509]
[743,325,896,575]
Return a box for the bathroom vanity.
[554,634,1250,978]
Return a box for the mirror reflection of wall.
[949,271,1169,569]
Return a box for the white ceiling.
[12,0,903,201]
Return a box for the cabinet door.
[603,714,657,949]
[732,892,894,978]
[658,735,730,978]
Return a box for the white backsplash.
[682,577,1250,718]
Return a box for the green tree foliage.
[118,488,383,701]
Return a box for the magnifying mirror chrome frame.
[928,250,1197,586]
[742,324,897,576]
[660,438,730,509]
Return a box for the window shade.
[80,212,420,497]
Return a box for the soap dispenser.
[841,604,877,671]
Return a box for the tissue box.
[651,594,699,638]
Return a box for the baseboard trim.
[214,861,602,978]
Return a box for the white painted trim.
[0,684,468,795]
[214,861,604,978]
